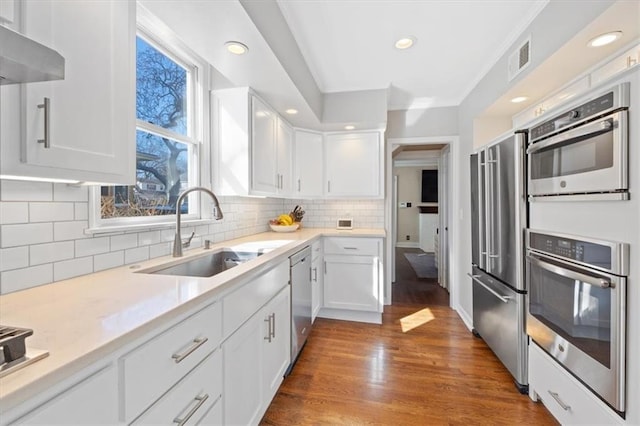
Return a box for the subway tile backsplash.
[0,178,384,294]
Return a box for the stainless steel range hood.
[0,25,65,85]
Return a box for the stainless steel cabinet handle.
[526,255,612,288]
[312,267,318,282]
[467,273,511,303]
[270,312,276,339]
[171,337,208,363]
[327,180,331,193]
[343,247,358,250]
[37,97,51,148]
[173,394,209,425]
[298,179,301,192]
[264,315,272,342]
[547,391,571,411]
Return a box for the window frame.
[89,8,211,233]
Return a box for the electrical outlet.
[406,235,410,240]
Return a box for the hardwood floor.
[261,249,557,425]
[393,247,449,306]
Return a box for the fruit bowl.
[269,223,299,233]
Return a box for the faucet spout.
[173,187,224,257]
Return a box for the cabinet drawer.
[324,237,380,256]
[121,302,222,421]
[223,261,289,339]
[529,342,621,425]
[133,349,222,425]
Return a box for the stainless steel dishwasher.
[289,246,312,372]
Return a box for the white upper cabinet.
[325,131,383,198]
[1,0,136,184]
[590,43,639,87]
[211,88,292,197]
[293,130,324,198]
[251,96,279,194]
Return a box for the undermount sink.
[138,249,264,278]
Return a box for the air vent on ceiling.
[508,37,531,81]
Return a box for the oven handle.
[526,116,614,154]
[467,273,511,303]
[526,255,611,288]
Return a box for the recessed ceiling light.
[285,109,298,115]
[511,96,528,103]
[225,41,249,55]
[588,31,622,48]
[395,36,416,50]
[344,125,355,130]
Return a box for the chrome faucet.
[173,187,224,257]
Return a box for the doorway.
[384,136,460,311]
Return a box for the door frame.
[385,136,460,312]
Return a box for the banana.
[278,214,293,225]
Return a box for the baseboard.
[317,308,382,324]
[395,242,420,248]
[455,306,473,332]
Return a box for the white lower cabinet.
[321,237,383,323]
[132,350,222,425]
[529,342,621,425]
[223,285,291,425]
[9,365,118,425]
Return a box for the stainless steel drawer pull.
[264,315,272,342]
[270,312,276,338]
[173,393,209,425]
[466,272,511,303]
[37,97,51,148]
[171,337,208,363]
[547,390,571,411]
[343,247,358,250]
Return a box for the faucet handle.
[182,231,195,248]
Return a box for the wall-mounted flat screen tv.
[421,170,438,202]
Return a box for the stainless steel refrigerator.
[469,131,528,393]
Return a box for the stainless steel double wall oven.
[525,81,631,414]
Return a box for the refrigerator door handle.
[467,273,511,303]
[478,157,487,270]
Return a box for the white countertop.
[0,228,384,410]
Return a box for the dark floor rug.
[403,252,438,278]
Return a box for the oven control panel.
[529,91,615,141]
[528,231,613,270]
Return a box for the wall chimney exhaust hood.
[0,25,65,85]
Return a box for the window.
[96,28,204,227]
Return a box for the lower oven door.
[526,252,626,412]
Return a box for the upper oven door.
[527,110,627,197]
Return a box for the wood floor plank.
[261,250,557,425]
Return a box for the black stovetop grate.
[0,325,33,364]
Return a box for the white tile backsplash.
[54,257,93,281]
[1,264,53,294]
[0,180,52,202]
[0,202,29,224]
[0,178,385,293]
[1,223,54,248]
[30,241,75,265]
[29,202,75,223]
[94,251,124,272]
[0,247,29,272]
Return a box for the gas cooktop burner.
[0,325,49,378]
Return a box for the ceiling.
[277,0,548,111]
[142,0,638,132]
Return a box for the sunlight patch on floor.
[399,307,436,332]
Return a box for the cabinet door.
[325,132,381,198]
[11,366,118,425]
[591,44,640,87]
[311,254,323,322]
[293,130,324,197]
[251,96,278,194]
[276,118,293,195]
[262,286,291,405]
[20,0,135,184]
[324,254,380,312]
[223,313,263,426]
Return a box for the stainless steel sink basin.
[139,250,263,278]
